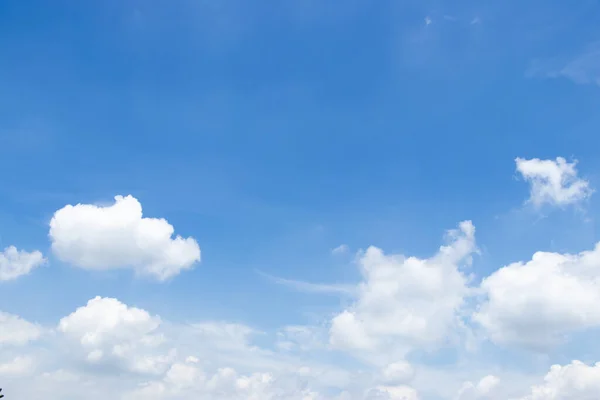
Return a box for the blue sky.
[2,1,600,399]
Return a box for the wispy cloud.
[528,42,600,86]
[331,244,349,255]
[256,270,356,296]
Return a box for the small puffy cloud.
[474,243,600,349]
[518,361,600,400]
[330,221,477,363]
[49,195,201,281]
[58,296,161,346]
[456,375,500,400]
[0,246,45,281]
[515,157,592,207]
[0,311,42,346]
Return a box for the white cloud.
[456,375,500,400]
[0,356,35,377]
[58,296,161,347]
[258,270,356,296]
[0,295,425,400]
[124,365,326,400]
[518,361,600,400]
[276,325,324,352]
[58,296,172,374]
[515,157,592,207]
[366,385,420,400]
[332,244,349,255]
[49,195,201,281]
[474,242,600,349]
[0,245,45,281]
[0,311,42,346]
[330,221,477,364]
[380,362,415,385]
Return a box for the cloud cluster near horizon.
[1,157,600,399]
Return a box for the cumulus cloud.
[0,246,45,281]
[49,195,201,281]
[515,157,592,207]
[474,243,600,349]
[0,295,427,400]
[58,296,172,374]
[330,221,477,363]
[518,361,600,400]
[456,375,500,400]
[0,311,42,346]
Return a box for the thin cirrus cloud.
[528,42,600,87]
[48,195,201,281]
[256,269,356,296]
[515,157,593,208]
[331,244,349,255]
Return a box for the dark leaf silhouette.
[0,387,4,398]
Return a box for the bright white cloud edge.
[49,195,201,281]
[515,157,592,207]
[0,246,46,281]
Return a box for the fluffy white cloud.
[456,375,499,400]
[58,296,172,374]
[0,311,42,346]
[518,361,600,400]
[474,243,600,349]
[49,195,201,281]
[330,221,477,363]
[0,245,45,281]
[0,295,425,400]
[58,296,161,346]
[515,157,592,207]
